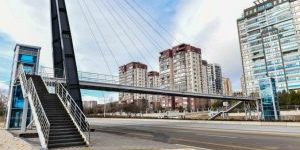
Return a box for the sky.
[0,0,254,102]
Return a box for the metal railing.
[55,82,90,144]
[40,67,90,144]
[209,101,244,120]
[19,66,50,148]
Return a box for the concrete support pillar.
[171,96,175,110]
[256,100,260,120]
[20,98,29,133]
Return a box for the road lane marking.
[175,144,213,150]
[196,133,238,139]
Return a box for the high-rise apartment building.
[222,77,233,96]
[159,44,202,111]
[238,0,300,95]
[119,62,147,104]
[147,71,160,111]
[201,60,209,94]
[207,63,223,94]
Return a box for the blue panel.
[12,85,24,108]
[9,109,22,128]
[18,54,36,64]
[23,65,34,74]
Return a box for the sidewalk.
[0,128,34,150]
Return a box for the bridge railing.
[19,65,50,148]
[39,66,259,100]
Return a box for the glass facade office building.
[6,44,41,129]
[238,0,300,95]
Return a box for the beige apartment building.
[201,60,209,94]
[159,44,203,111]
[222,77,233,96]
[207,63,223,94]
[147,71,160,111]
[119,62,147,104]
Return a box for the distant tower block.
[5,44,41,129]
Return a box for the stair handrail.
[55,82,90,144]
[39,66,90,144]
[40,66,63,88]
[18,66,50,148]
[209,101,244,120]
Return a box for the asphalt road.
[89,118,300,150]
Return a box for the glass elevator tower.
[5,44,41,129]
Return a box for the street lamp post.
[103,97,106,118]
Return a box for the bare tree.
[0,89,8,117]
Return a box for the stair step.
[44,110,66,112]
[49,134,82,140]
[51,127,78,132]
[44,107,64,109]
[50,120,73,123]
[48,141,86,148]
[51,125,76,129]
[50,123,74,126]
[48,118,70,121]
[49,131,80,136]
[49,137,83,144]
[46,113,67,115]
[43,104,63,106]
[47,114,69,117]
[43,104,62,106]
[45,110,66,113]
[49,116,71,119]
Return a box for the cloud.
[172,0,254,90]
[0,81,9,93]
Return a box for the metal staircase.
[209,101,244,120]
[19,66,90,149]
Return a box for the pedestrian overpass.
[41,67,257,102]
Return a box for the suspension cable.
[131,0,182,45]
[81,0,121,68]
[113,0,164,52]
[90,0,136,62]
[103,0,157,60]
[96,0,154,70]
[123,0,174,47]
[74,0,113,75]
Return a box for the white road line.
[196,133,238,139]
[174,144,214,150]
